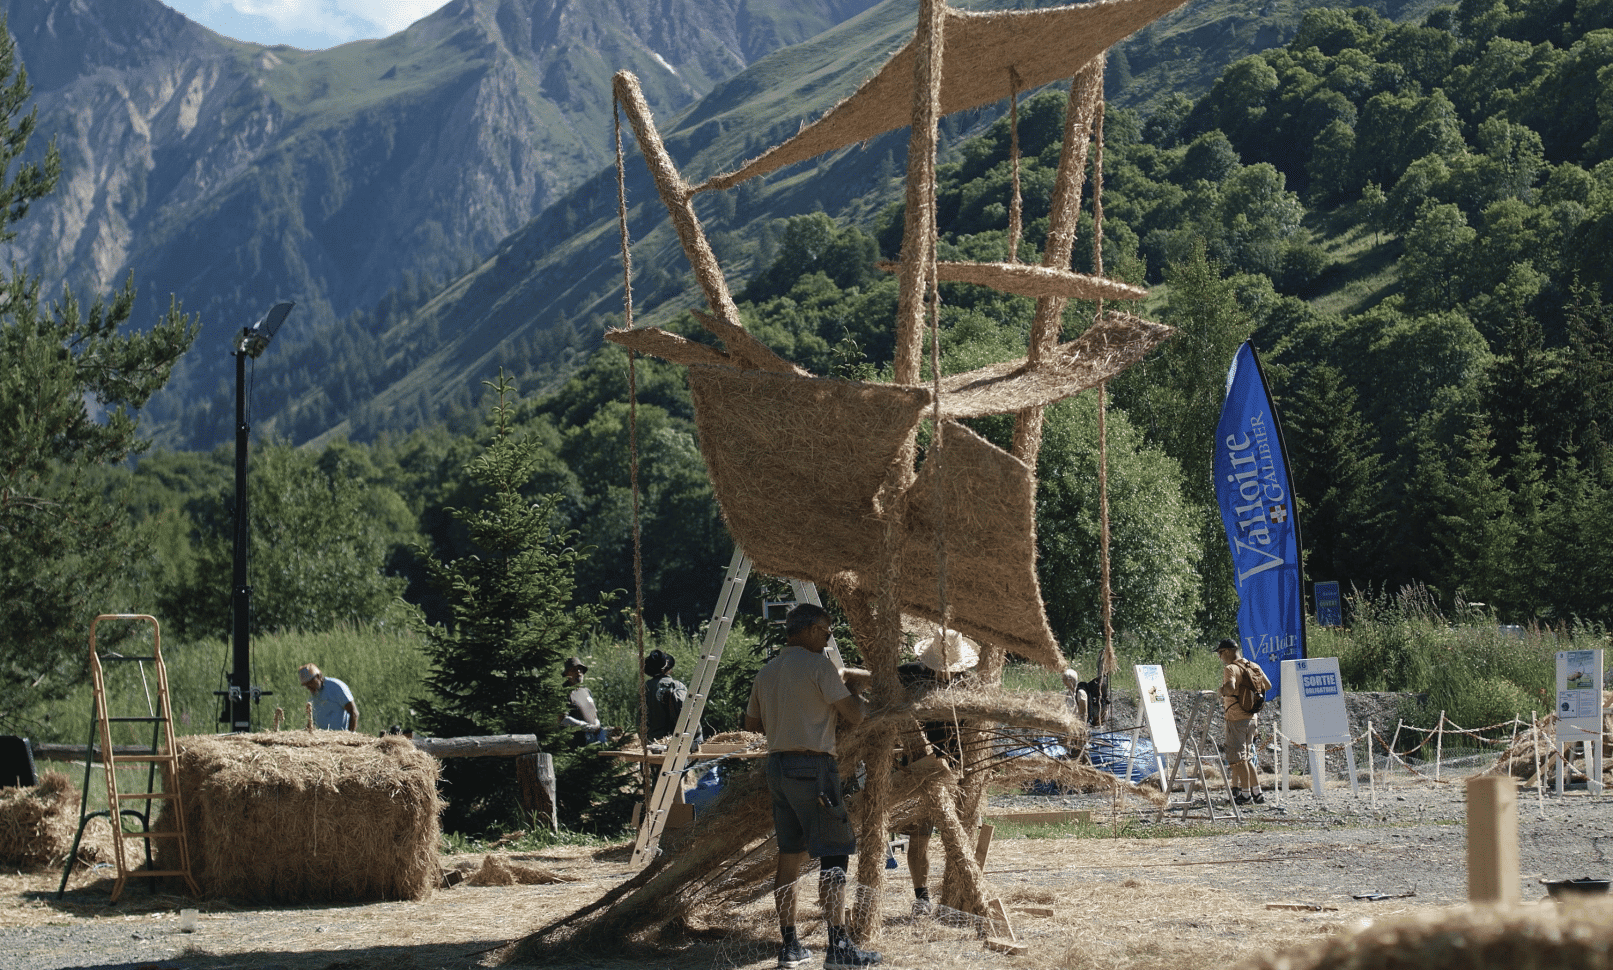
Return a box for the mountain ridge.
[2,0,882,445]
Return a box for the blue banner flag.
[1213,341,1305,697]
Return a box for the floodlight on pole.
[220,301,294,733]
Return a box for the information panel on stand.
[1133,664,1181,754]
[1279,657,1350,745]
[1556,649,1604,737]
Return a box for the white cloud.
[164,1,452,48]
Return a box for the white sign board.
[1133,664,1180,755]
[1279,657,1350,745]
[1556,649,1603,731]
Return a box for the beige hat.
[917,627,980,674]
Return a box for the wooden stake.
[974,823,995,868]
[1466,775,1519,904]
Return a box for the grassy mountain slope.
[289,0,1443,445]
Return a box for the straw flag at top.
[1213,341,1306,697]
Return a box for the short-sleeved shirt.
[310,676,355,730]
[1219,661,1255,723]
[746,645,851,755]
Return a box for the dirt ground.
[7,769,1613,970]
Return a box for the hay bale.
[0,770,104,870]
[1241,899,1613,970]
[464,854,576,886]
[155,732,440,903]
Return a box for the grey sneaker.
[779,939,812,968]
[825,937,882,968]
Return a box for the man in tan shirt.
[746,603,881,969]
[1216,639,1265,805]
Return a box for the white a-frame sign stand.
[629,549,841,867]
[1278,657,1356,801]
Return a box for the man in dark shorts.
[746,603,882,969]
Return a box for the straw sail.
[697,0,1191,191]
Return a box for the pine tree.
[0,24,198,729]
[1280,363,1387,590]
[412,373,631,834]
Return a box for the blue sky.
[161,1,452,50]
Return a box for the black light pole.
[225,301,294,733]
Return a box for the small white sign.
[1279,657,1349,745]
[1133,664,1180,754]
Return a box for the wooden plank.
[984,937,1029,955]
[985,810,1091,827]
[413,734,541,758]
[1264,902,1338,912]
[1013,906,1054,917]
[974,823,995,869]
[665,803,696,831]
[986,897,1017,941]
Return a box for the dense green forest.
[5,0,1612,749]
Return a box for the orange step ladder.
[58,614,200,901]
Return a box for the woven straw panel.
[896,421,1062,669]
[689,365,929,583]
[698,0,1190,191]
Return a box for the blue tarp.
[1014,734,1159,794]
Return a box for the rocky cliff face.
[1,0,878,447]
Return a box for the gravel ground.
[7,691,1607,970]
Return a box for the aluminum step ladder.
[1157,692,1242,823]
[629,550,842,867]
[58,615,201,901]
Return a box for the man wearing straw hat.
[745,603,881,969]
[895,625,979,916]
[298,663,359,731]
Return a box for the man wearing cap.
[560,657,601,741]
[643,650,701,751]
[895,626,979,916]
[745,603,881,969]
[1215,639,1266,805]
[298,664,359,731]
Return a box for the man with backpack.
[1215,639,1271,805]
[642,649,701,751]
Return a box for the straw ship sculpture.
[154,731,441,903]
[533,0,1188,950]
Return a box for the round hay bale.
[155,732,440,903]
[1241,899,1613,970]
[0,770,109,870]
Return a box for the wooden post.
[1466,775,1518,904]
[516,752,558,833]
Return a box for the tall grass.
[1002,642,1227,695]
[1311,585,1599,738]
[43,623,431,747]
